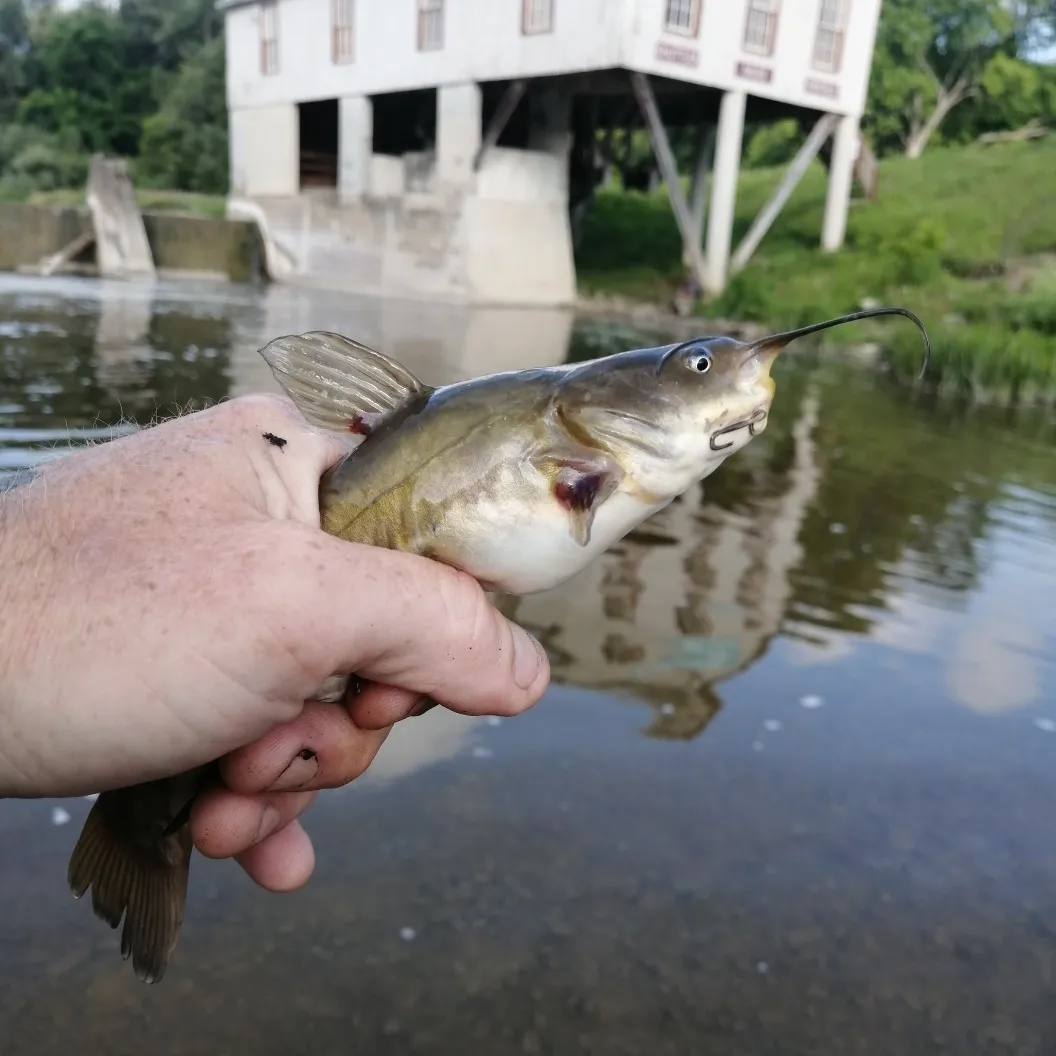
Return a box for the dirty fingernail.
[270,749,319,792]
[511,625,546,690]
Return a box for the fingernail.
[270,748,319,792]
[257,804,281,843]
[511,626,545,690]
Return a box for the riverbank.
[576,137,1056,406]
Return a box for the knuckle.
[436,568,495,651]
[223,392,297,430]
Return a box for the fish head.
[651,329,781,458]
[557,308,931,503]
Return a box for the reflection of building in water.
[499,385,821,740]
[227,282,575,397]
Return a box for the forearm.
[0,468,52,797]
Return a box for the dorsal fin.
[258,330,433,436]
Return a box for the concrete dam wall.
[0,203,268,284]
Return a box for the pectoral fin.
[534,453,623,547]
[259,331,434,437]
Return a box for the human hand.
[0,393,549,890]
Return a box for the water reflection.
[4,274,1056,1053]
[497,384,822,739]
[2,273,1055,732]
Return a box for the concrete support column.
[437,82,482,188]
[228,110,246,195]
[704,90,746,296]
[821,113,859,252]
[339,95,372,201]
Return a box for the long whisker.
[745,306,932,380]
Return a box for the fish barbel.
[66,307,930,982]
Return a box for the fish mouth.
[709,407,768,451]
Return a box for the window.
[332,0,353,63]
[812,0,846,72]
[418,0,444,50]
[663,0,701,36]
[522,0,554,35]
[743,0,779,56]
[260,0,278,75]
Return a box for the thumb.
[276,528,551,718]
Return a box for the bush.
[744,119,802,169]
[848,212,948,285]
[0,122,88,195]
[135,35,227,195]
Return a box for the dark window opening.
[371,88,437,157]
[299,98,339,188]
[479,81,533,150]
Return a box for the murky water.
[2,274,1056,1055]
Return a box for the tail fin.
[67,790,193,984]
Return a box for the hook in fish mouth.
[709,408,768,451]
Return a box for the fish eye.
[685,351,712,373]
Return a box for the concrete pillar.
[704,90,746,296]
[339,95,372,201]
[821,113,859,252]
[228,109,246,195]
[437,82,482,187]
[238,103,297,197]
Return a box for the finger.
[190,786,316,860]
[346,682,428,731]
[218,699,393,795]
[236,818,316,892]
[273,533,551,718]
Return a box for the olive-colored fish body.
[67,307,930,982]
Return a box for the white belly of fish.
[455,486,671,595]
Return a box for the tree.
[17,3,152,154]
[137,34,228,194]
[0,0,27,122]
[866,0,1023,158]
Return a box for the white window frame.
[663,0,701,37]
[522,0,554,35]
[743,0,779,56]
[418,0,444,50]
[811,0,847,73]
[260,0,279,76]
[332,0,354,64]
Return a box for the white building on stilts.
[218,0,881,305]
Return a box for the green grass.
[575,137,1056,404]
[27,187,228,220]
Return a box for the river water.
[1,274,1055,1055]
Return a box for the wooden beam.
[630,71,707,291]
[730,112,838,274]
[472,79,528,172]
[39,230,96,277]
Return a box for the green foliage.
[743,120,801,169]
[0,0,227,197]
[863,0,1054,157]
[0,0,28,121]
[138,36,227,194]
[0,121,85,200]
